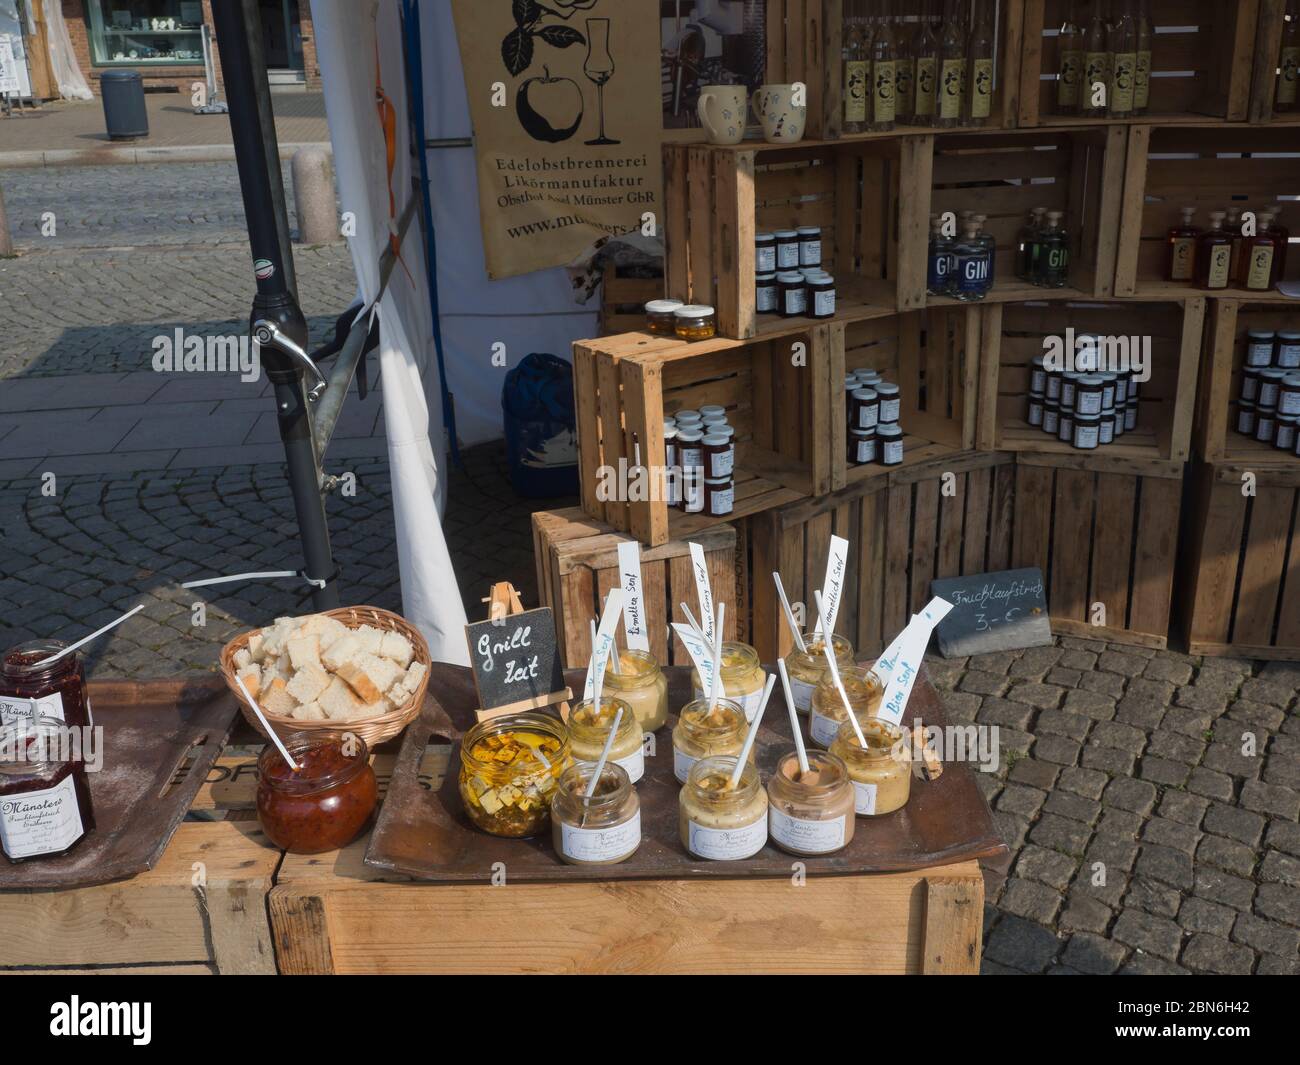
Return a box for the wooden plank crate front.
[1115,124,1300,298]
[1019,0,1260,127]
[1179,459,1300,660]
[600,263,663,337]
[532,507,739,668]
[977,295,1205,473]
[1249,0,1300,123]
[1195,298,1300,464]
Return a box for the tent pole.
[211,0,339,611]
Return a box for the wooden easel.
[472,582,572,723]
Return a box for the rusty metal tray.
[0,678,240,890]
[365,664,1005,883]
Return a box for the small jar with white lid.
[797,226,822,267]
[1256,409,1277,443]
[664,422,680,506]
[1259,368,1287,410]
[851,387,880,430]
[775,230,800,270]
[1098,413,1115,445]
[645,298,684,335]
[875,381,901,423]
[1236,402,1257,436]
[674,305,717,340]
[1042,401,1060,436]
[705,476,734,516]
[849,428,877,464]
[1280,373,1300,417]
[703,430,734,479]
[1245,330,1276,367]
[1026,394,1044,427]
[755,232,777,274]
[808,273,836,319]
[1029,355,1047,393]
[1275,416,1298,452]
[1277,331,1300,370]
[756,273,778,314]
[1075,374,1104,415]
[878,423,904,465]
[1058,408,1074,443]
[777,272,807,317]
[1073,413,1100,450]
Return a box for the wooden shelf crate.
[1018,0,1260,128]
[1196,298,1300,464]
[976,296,1205,472]
[599,264,663,337]
[745,451,1016,661]
[1249,0,1300,124]
[1115,124,1300,298]
[833,307,982,490]
[532,507,740,668]
[1178,459,1300,660]
[1013,453,1182,648]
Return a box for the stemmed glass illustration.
[583,17,619,145]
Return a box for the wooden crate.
[1115,124,1300,298]
[1195,299,1300,464]
[532,507,740,668]
[1179,459,1300,659]
[1013,453,1182,648]
[833,307,982,490]
[746,450,1017,661]
[1249,0,1299,124]
[1018,0,1260,127]
[977,296,1205,471]
[599,263,663,337]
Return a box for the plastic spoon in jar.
[728,672,777,790]
[776,659,811,778]
[771,573,808,654]
[589,620,607,718]
[584,704,624,800]
[233,671,300,771]
[35,603,146,667]
[814,590,869,749]
[680,602,715,658]
[706,602,726,711]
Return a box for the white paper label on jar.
[673,746,699,783]
[1099,419,1115,444]
[1241,376,1259,401]
[1030,368,1046,391]
[560,810,641,863]
[799,239,822,266]
[1074,424,1099,449]
[687,814,767,860]
[883,439,904,464]
[1246,341,1274,366]
[810,708,841,747]
[857,404,879,429]
[1278,342,1300,369]
[0,773,84,860]
[1076,391,1103,415]
[853,438,876,464]
[1046,377,1062,399]
[880,397,901,422]
[783,288,806,315]
[756,285,777,313]
[1237,410,1255,434]
[777,244,799,269]
[757,246,776,273]
[707,484,734,516]
[813,289,835,316]
[1125,406,1138,431]
[0,692,65,726]
[851,779,878,815]
[1257,418,1276,442]
[1027,402,1043,426]
[708,449,734,478]
[1115,379,1128,403]
[768,806,847,853]
[1279,392,1300,416]
[1259,382,1281,407]
[613,746,645,785]
[1277,424,1296,450]
[1043,411,1059,434]
[787,674,816,713]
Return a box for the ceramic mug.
[752,83,807,144]
[697,85,748,145]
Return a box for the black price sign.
[930,567,1051,658]
[464,607,568,718]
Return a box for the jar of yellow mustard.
[808,664,883,748]
[567,696,646,784]
[458,712,571,838]
[679,755,768,860]
[671,697,750,783]
[690,641,766,720]
[829,716,912,816]
[782,632,855,714]
[550,762,641,866]
[602,649,669,732]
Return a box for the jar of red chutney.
[0,641,93,730]
[256,729,378,854]
[0,715,95,863]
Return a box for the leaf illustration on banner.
[501,0,589,78]
[514,0,541,26]
[536,24,584,48]
[502,26,535,77]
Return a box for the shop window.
[86,0,204,66]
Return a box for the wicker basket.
[219,606,432,748]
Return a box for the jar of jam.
[809,664,884,748]
[1276,415,1298,452]
[849,428,877,464]
[1060,372,1079,411]
[1256,409,1277,443]
[1258,368,1286,410]
[603,649,669,732]
[672,697,749,783]
[0,715,95,863]
[703,431,734,479]
[1236,402,1257,436]
[829,716,912,816]
[766,749,856,857]
[1114,372,1129,406]
[677,427,704,512]
[679,755,768,861]
[1058,408,1074,443]
[1075,374,1104,415]
[569,696,646,784]
[878,423,904,465]
[1277,331,1300,370]
[1073,412,1100,450]
[459,713,569,838]
[851,387,880,430]
[809,273,836,319]
[257,730,379,854]
[782,631,854,714]
[875,381,901,423]
[1098,372,1117,411]
[1278,373,1300,417]
[797,226,822,267]
[756,232,777,274]
[551,762,641,866]
[645,298,684,335]
[1045,371,1063,402]
[689,641,766,720]
[1098,413,1115,445]
[1124,398,1139,433]
[664,423,680,507]
[775,229,800,270]
[1026,395,1044,427]
[1245,330,1276,367]
[756,273,778,314]
[777,272,807,318]
[0,642,93,729]
[1029,355,1047,393]
[1042,401,1060,436]
[705,476,735,516]
[675,305,717,340]
[1240,365,1261,403]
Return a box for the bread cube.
[286,662,330,705]
[236,667,261,699]
[336,652,401,705]
[260,677,297,717]
[321,634,360,673]
[319,677,365,721]
[353,625,384,655]
[247,631,267,663]
[286,633,322,672]
[379,630,414,668]
[401,660,428,696]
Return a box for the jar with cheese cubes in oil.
[458,713,570,837]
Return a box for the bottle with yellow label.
[1056,0,1084,115]
[1134,0,1153,115]
[1196,211,1233,291]
[936,0,966,128]
[1108,0,1138,118]
[869,0,896,131]
[1240,211,1280,293]
[911,0,940,125]
[965,0,994,125]
[894,17,915,124]
[842,0,869,133]
[1082,0,1111,117]
[1166,206,1200,283]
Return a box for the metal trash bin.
[100,70,149,140]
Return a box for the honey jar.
[675,305,717,340]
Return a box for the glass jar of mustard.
[830,716,912,816]
[766,748,856,856]
[679,755,769,861]
[602,650,669,732]
[568,696,646,784]
[809,664,884,748]
[690,641,766,720]
[645,298,684,335]
[459,712,570,838]
[675,305,717,340]
[782,632,855,715]
[550,762,641,866]
[672,697,749,783]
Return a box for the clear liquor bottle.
[1082,0,1112,117]
[966,0,995,126]
[952,219,991,301]
[1133,0,1152,115]
[1035,211,1070,288]
[1056,0,1084,116]
[895,11,915,125]
[1016,207,1048,281]
[1278,0,1300,113]
[1108,0,1138,119]
[869,0,897,132]
[911,0,941,125]
[937,0,966,128]
[1195,211,1233,291]
[842,0,869,134]
[1165,206,1200,282]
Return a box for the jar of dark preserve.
[0,715,95,863]
[0,642,93,729]
[1042,401,1060,436]
[878,423,904,465]
[256,730,378,854]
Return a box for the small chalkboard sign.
[464,584,570,721]
[930,567,1051,659]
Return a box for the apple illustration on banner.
[516,67,584,143]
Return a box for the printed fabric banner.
[451,0,663,279]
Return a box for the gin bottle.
[927,214,956,295]
[1016,207,1048,281]
[1036,211,1070,288]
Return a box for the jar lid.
[645,298,684,314]
[849,428,871,438]
[756,232,776,243]
[675,304,715,319]
[674,410,702,422]
[1127,397,1139,406]
[1285,374,1300,385]
[708,424,735,438]
[702,433,730,446]
[777,271,805,282]
[1031,355,1045,368]
[875,381,900,397]
[774,229,798,239]
[1238,400,1256,409]
[756,272,777,281]
[1074,413,1100,423]
[877,423,903,438]
[700,404,725,417]
[1261,368,1289,379]
[811,273,834,283]
[704,476,733,486]
[676,427,704,441]
[844,375,859,387]
[1247,330,1276,339]
[851,387,879,401]
[1279,415,1299,424]
[663,424,679,438]
[1078,374,1104,386]
[797,226,821,235]
[1278,331,1300,340]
